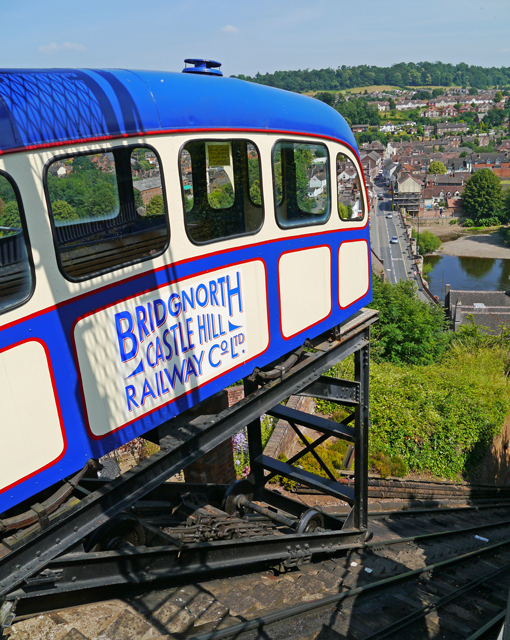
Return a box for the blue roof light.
[182,59,223,76]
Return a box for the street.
[369,180,429,301]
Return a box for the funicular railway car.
[0,59,371,521]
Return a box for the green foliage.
[47,160,118,220]
[421,261,434,279]
[209,183,234,209]
[463,218,475,227]
[318,341,510,478]
[412,229,442,254]
[270,438,350,489]
[234,62,510,93]
[462,169,504,222]
[368,277,450,365]
[475,217,501,228]
[51,200,78,221]
[369,347,510,477]
[449,218,458,225]
[146,194,165,217]
[499,226,510,247]
[369,451,408,478]
[503,190,510,224]
[0,200,21,234]
[427,161,447,175]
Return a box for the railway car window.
[272,141,330,228]
[337,153,365,221]
[0,173,33,313]
[180,139,263,244]
[46,147,169,280]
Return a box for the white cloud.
[499,48,510,54]
[222,25,239,34]
[39,42,87,54]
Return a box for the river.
[424,254,510,300]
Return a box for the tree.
[0,200,21,233]
[315,92,335,107]
[146,194,165,216]
[86,181,117,218]
[502,189,510,224]
[388,98,396,110]
[51,200,79,221]
[368,278,450,365]
[494,91,503,103]
[412,229,442,254]
[462,169,504,221]
[427,161,447,175]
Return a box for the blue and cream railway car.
[0,60,372,515]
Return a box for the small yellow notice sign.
[207,143,231,167]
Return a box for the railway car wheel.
[84,514,145,552]
[296,508,324,534]
[222,479,255,516]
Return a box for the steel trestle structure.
[0,308,377,627]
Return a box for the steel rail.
[190,535,510,640]
[365,516,510,549]
[361,501,510,518]
[360,562,510,640]
[465,611,507,640]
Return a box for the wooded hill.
[233,62,510,93]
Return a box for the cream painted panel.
[338,240,370,308]
[74,260,269,437]
[279,247,332,338]
[0,340,65,492]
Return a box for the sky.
[1,0,510,78]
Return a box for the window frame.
[336,148,367,224]
[43,143,170,283]
[178,137,264,247]
[0,169,35,315]
[271,138,331,231]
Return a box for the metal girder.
[6,527,364,617]
[256,455,355,505]
[267,405,355,442]
[298,376,360,406]
[0,309,378,599]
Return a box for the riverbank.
[438,232,510,259]
[414,222,510,259]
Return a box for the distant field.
[308,84,480,96]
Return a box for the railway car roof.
[0,69,357,154]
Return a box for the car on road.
[378,195,384,200]
[385,213,393,219]
[390,236,398,244]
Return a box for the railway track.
[6,492,510,639]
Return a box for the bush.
[412,229,442,254]
[463,218,475,227]
[449,218,458,225]
[476,217,500,227]
[317,344,510,479]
